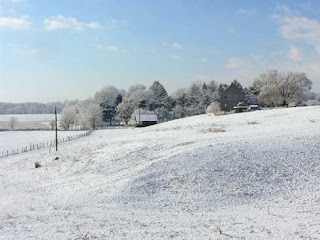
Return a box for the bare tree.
[50,120,55,130]
[9,117,17,130]
[252,70,313,106]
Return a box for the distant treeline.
[0,102,63,114]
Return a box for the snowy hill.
[1,106,320,239]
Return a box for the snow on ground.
[0,106,320,239]
[0,131,87,154]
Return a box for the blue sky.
[1,0,320,102]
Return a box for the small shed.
[135,115,158,127]
[233,102,249,113]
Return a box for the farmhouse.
[135,114,158,127]
[220,83,245,111]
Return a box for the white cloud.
[200,58,208,63]
[216,5,320,91]
[288,45,303,61]
[171,55,181,60]
[0,16,31,29]
[237,8,256,16]
[273,5,320,54]
[172,42,183,49]
[43,15,100,31]
[95,44,118,52]
[226,57,245,69]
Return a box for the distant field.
[0,114,60,130]
[0,130,85,153]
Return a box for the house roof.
[223,83,244,93]
[136,115,157,122]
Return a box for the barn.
[135,115,158,127]
[220,83,246,111]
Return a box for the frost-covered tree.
[148,81,169,110]
[171,80,220,119]
[94,86,120,106]
[59,105,77,130]
[207,80,218,93]
[0,102,63,114]
[172,105,185,119]
[149,81,168,99]
[116,99,134,124]
[126,84,148,107]
[147,81,175,121]
[306,99,320,106]
[206,102,221,115]
[189,81,203,104]
[252,70,313,106]
[9,117,17,130]
[94,86,122,125]
[78,100,102,129]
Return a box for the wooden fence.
[0,130,93,159]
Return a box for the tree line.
[59,69,319,130]
[0,102,63,114]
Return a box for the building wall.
[220,85,245,111]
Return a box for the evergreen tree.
[149,81,168,99]
[202,83,208,92]
[231,80,243,90]
[115,93,123,106]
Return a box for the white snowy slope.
[0,106,320,239]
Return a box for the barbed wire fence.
[0,130,93,159]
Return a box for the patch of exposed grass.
[200,127,225,133]
[247,121,259,125]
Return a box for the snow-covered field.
[0,131,86,154]
[0,114,60,130]
[0,106,320,239]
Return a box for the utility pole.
[138,106,141,126]
[55,107,58,151]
